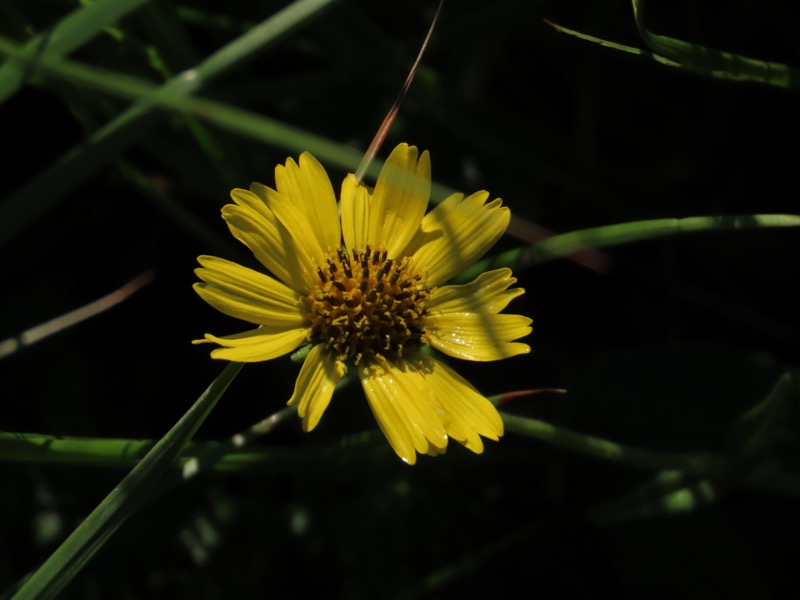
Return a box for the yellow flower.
[194,143,532,464]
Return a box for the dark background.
[1,0,799,598]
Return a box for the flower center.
[305,245,429,364]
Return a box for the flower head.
[194,143,532,464]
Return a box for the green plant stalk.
[12,361,243,600]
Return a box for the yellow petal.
[340,173,371,251]
[427,268,524,314]
[248,184,328,277]
[358,358,448,464]
[273,152,341,254]
[406,191,510,287]
[225,190,316,293]
[288,344,345,432]
[194,327,309,362]
[368,144,431,257]
[423,313,532,361]
[194,256,307,327]
[409,351,503,454]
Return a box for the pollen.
[305,245,430,364]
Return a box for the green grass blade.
[548,3,800,89]
[0,0,152,104]
[0,0,341,251]
[457,214,800,281]
[12,362,243,600]
[631,0,800,88]
[545,18,681,69]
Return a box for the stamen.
[304,246,428,363]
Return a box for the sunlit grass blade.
[457,214,800,281]
[544,18,680,67]
[0,0,341,251]
[547,1,800,89]
[630,0,800,88]
[0,0,151,104]
[12,362,243,600]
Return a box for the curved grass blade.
[12,362,243,600]
[457,214,800,281]
[547,2,800,89]
[631,0,800,88]
[0,0,152,104]
[544,18,680,68]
